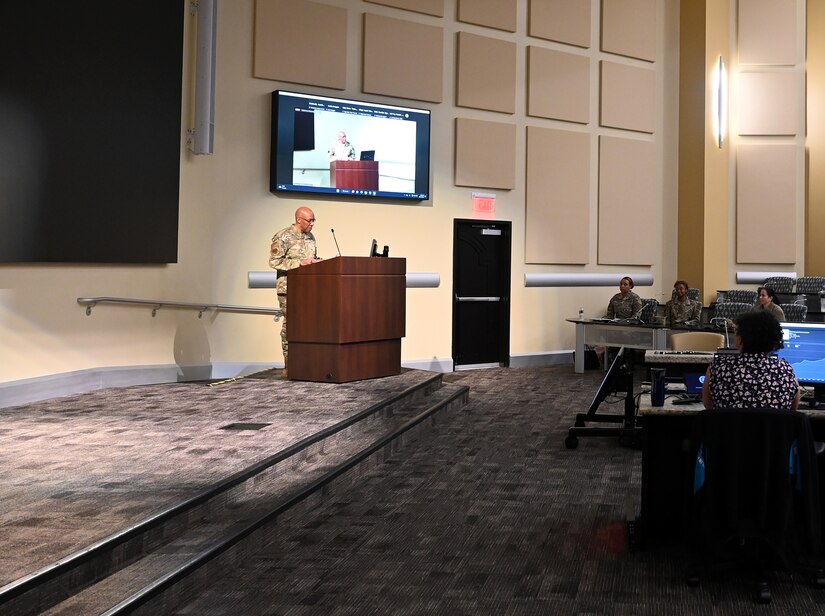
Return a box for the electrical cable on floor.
[206,368,283,387]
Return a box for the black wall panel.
[0,2,184,263]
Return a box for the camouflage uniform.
[606,291,642,319]
[269,225,318,360]
[664,297,702,327]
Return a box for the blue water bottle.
[650,368,666,407]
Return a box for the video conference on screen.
[271,91,430,201]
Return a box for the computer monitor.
[360,150,375,161]
[774,322,825,401]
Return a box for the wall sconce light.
[711,56,727,148]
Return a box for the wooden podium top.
[288,256,405,277]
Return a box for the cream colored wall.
[0,0,682,387]
[808,0,825,275]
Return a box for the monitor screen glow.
[270,90,431,201]
[775,322,825,385]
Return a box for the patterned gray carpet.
[169,366,825,615]
[3,366,824,614]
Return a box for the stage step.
[0,373,468,616]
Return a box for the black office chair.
[763,277,796,294]
[797,276,825,295]
[638,298,659,324]
[686,408,823,603]
[780,303,807,322]
[713,301,752,322]
[724,289,759,305]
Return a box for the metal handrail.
[77,297,281,320]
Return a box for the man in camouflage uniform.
[269,207,322,370]
[665,279,702,326]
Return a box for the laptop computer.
[679,372,705,401]
[360,150,375,161]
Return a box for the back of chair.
[713,302,752,321]
[671,331,725,352]
[725,289,758,304]
[763,277,795,293]
[780,303,807,322]
[690,408,821,561]
[639,298,658,323]
[797,276,825,295]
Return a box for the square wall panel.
[601,0,656,62]
[254,0,347,89]
[600,61,656,133]
[363,14,443,103]
[738,0,797,65]
[364,0,444,17]
[458,0,517,32]
[598,136,657,265]
[738,72,801,136]
[456,32,517,114]
[527,47,589,124]
[528,0,590,48]
[455,118,516,189]
[525,127,590,264]
[737,144,797,264]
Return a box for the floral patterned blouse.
[707,352,798,409]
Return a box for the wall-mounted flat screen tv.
[270,90,431,201]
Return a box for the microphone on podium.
[331,228,342,257]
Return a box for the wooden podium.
[286,256,406,383]
[329,161,379,191]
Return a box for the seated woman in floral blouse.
[702,310,800,411]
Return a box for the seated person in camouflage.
[665,279,702,327]
[606,276,643,320]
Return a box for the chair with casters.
[686,408,824,604]
[713,302,752,322]
[780,303,807,322]
[763,277,795,294]
[724,289,758,305]
[797,276,825,295]
[670,331,725,352]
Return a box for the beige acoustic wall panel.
[738,72,802,136]
[598,136,657,265]
[527,47,589,124]
[525,127,590,264]
[528,0,590,48]
[455,118,516,189]
[458,0,517,32]
[363,14,443,103]
[456,32,517,114]
[600,61,655,133]
[254,0,347,89]
[601,0,656,62]
[364,0,444,17]
[737,144,797,264]
[739,0,797,65]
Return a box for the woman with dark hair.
[665,279,702,327]
[755,286,786,321]
[702,310,799,410]
[606,276,643,319]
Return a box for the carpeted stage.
[1,366,823,614]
